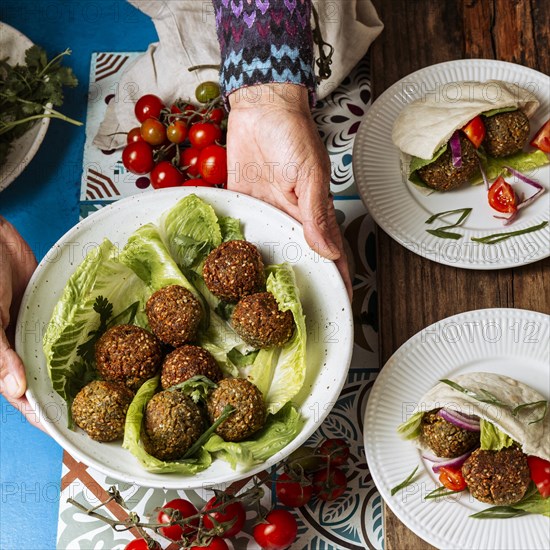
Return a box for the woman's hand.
[225,83,352,297]
[0,217,43,430]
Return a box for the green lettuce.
[480,419,515,450]
[482,148,549,181]
[122,377,212,474]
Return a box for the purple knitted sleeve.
[212,0,316,102]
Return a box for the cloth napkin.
[93,0,383,150]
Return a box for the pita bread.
[411,372,549,461]
[392,80,540,160]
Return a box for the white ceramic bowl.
[16,187,354,489]
[0,22,51,191]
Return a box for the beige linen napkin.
[93,0,383,150]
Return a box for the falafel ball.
[462,447,531,505]
[421,409,480,458]
[95,324,162,391]
[482,110,530,157]
[207,378,266,442]
[231,292,295,349]
[417,134,479,191]
[202,240,265,302]
[141,390,205,460]
[72,380,134,442]
[160,345,223,389]
[146,285,203,347]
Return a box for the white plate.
[0,22,51,191]
[364,308,550,550]
[353,59,550,269]
[16,187,353,489]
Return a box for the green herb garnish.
[424,485,464,500]
[471,221,549,244]
[169,375,217,404]
[425,208,472,239]
[0,45,81,165]
[390,465,419,496]
[470,506,529,519]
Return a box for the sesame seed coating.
[160,345,223,389]
[141,390,205,461]
[146,285,203,347]
[95,324,163,391]
[231,292,295,349]
[462,447,531,505]
[483,110,530,157]
[72,380,134,442]
[202,240,265,303]
[207,378,266,442]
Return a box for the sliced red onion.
[504,165,544,189]
[450,131,462,167]
[430,451,472,473]
[494,210,518,226]
[478,157,490,190]
[438,408,480,431]
[518,187,545,210]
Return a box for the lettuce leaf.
[122,376,212,474]
[480,419,515,450]
[246,264,307,414]
[482,148,549,181]
[218,216,244,241]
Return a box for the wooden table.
[369,1,550,548]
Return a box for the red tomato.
[140,118,167,146]
[122,142,154,175]
[127,127,144,144]
[527,456,550,498]
[157,498,199,541]
[439,466,467,492]
[124,539,160,550]
[150,161,185,189]
[179,147,201,177]
[317,438,350,467]
[462,115,486,148]
[253,509,298,550]
[171,103,196,115]
[166,120,188,144]
[194,537,229,550]
[198,144,227,185]
[488,176,517,213]
[276,472,313,507]
[135,94,165,123]
[312,467,348,501]
[202,497,245,538]
[530,119,550,153]
[202,107,225,125]
[189,123,222,149]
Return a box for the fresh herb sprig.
[425,208,472,239]
[471,221,549,244]
[424,485,464,500]
[0,45,81,165]
[390,465,419,496]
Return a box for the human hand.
[225,83,352,297]
[0,217,43,430]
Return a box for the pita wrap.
[392,80,540,160]
[408,372,549,461]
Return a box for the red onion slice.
[517,187,545,210]
[438,408,480,431]
[430,451,473,473]
[494,210,519,226]
[478,157,490,190]
[450,131,462,167]
[504,165,544,189]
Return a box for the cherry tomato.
[189,123,222,149]
[140,118,167,146]
[276,472,313,507]
[127,127,144,144]
[317,438,350,467]
[124,539,160,550]
[183,178,215,187]
[135,94,165,123]
[312,467,348,501]
[196,81,221,103]
[202,107,225,125]
[286,446,325,473]
[199,144,227,185]
[530,119,550,153]
[166,120,188,144]
[439,466,467,491]
[462,115,486,148]
[150,161,185,189]
[202,497,245,538]
[122,141,154,175]
[488,176,517,213]
[253,509,298,550]
[194,537,229,550]
[527,456,550,498]
[179,147,201,177]
[157,498,199,541]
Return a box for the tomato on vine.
[122,141,154,175]
[253,509,298,550]
[135,94,164,123]
[124,539,160,550]
[166,119,188,144]
[179,146,201,177]
[195,81,221,103]
[275,472,313,507]
[194,537,229,550]
[317,438,350,467]
[202,496,245,538]
[157,498,198,540]
[140,118,167,146]
[150,161,185,189]
[312,467,348,501]
[127,127,144,144]
[199,144,227,185]
[189,123,222,149]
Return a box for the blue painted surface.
[0,2,156,548]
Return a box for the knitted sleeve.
[212,0,316,103]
